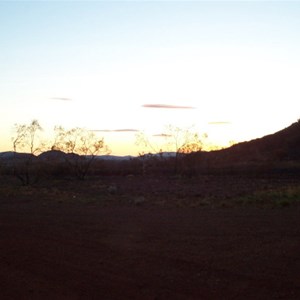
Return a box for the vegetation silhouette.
[2,119,300,185]
[12,120,44,185]
[51,126,110,180]
[9,121,110,183]
[136,125,205,175]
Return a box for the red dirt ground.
[1,176,300,299]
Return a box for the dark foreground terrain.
[1,174,300,299]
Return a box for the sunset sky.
[1,1,299,156]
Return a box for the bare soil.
[1,174,300,299]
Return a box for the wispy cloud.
[50,97,72,101]
[208,121,231,125]
[142,104,196,109]
[92,129,139,133]
[152,133,172,138]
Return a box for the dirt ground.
[1,175,300,299]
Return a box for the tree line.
[3,120,205,185]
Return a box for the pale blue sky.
[1,1,299,155]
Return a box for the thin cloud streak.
[143,104,196,109]
[92,129,139,133]
[208,121,231,125]
[152,133,172,138]
[51,97,72,101]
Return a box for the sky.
[1,1,299,156]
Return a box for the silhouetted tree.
[136,125,205,174]
[52,126,110,180]
[12,120,44,185]
[164,125,205,173]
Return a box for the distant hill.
[1,121,299,168]
[201,121,300,165]
[0,151,34,159]
[93,155,133,161]
[0,151,36,167]
[38,150,67,161]
[38,150,81,163]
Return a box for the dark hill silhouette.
[0,151,34,160]
[200,121,300,167]
[1,121,299,172]
[38,150,80,163]
[0,151,36,167]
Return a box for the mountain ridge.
[204,121,300,163]
[1,121,299,163]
